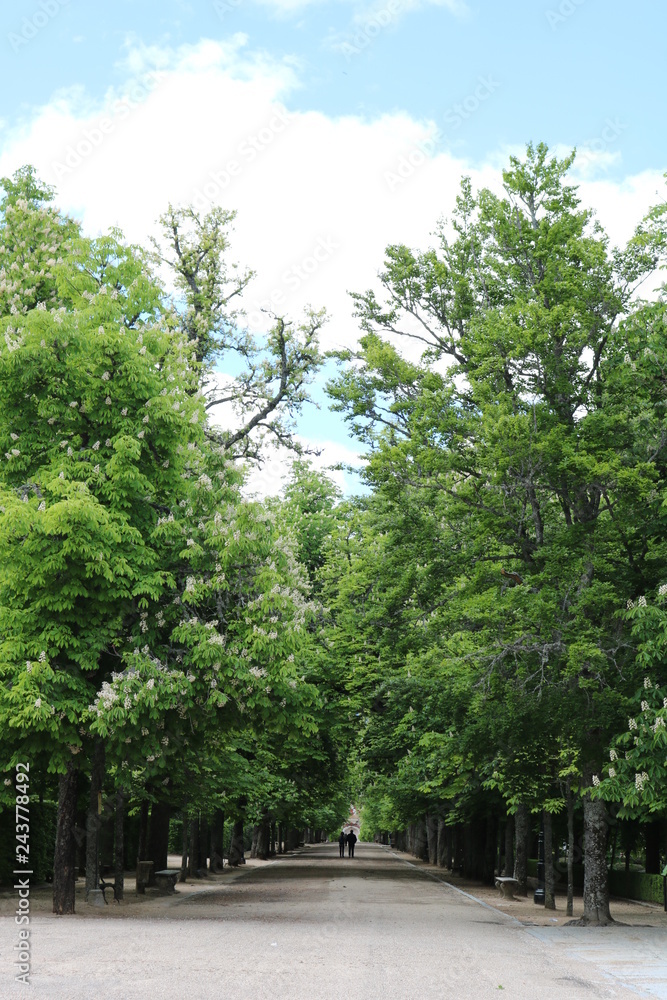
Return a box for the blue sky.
[1,0,664,493]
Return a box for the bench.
[495,876,519,900]
[99,876,121,904]
[154,869,180,895]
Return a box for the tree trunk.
[544,809,555,910]
[228,819,245,866]
[137,799,149,862]
[198,814,209,871]
[189,812,200,876]
[270,821,276,856]
[147,800,170,875]
[250,825,259,859]
[277,823,283,854]
[426,814,438,865]
[255,814,271,860]
[53,763,79,914]
[514,803,529,896]
[582,789,612,925]
[210,809,224,872]
[114,790,125,901]
[413,818,428,861]
[85,739,105,899]
[180,809,189,881]
[567,782,574,917]
[503,814,514,876]
[436,818,447,868]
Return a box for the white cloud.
[1,36,663,488]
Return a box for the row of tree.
[0,167,353,912]
[315,144,667,924]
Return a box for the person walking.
[338,830,346,858]
[347,830,357,858]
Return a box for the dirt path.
[0,843,663,999]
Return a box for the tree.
[327,143,667,923]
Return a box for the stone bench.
[495,876,519,900]
[154,869,181,895]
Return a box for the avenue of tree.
[0,146,666,925]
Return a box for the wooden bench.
[154,869,180,895]
[495,876,519,900]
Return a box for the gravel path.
[0,842,661,999]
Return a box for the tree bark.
[255,814,271,860]
[137,799,149,862]
[53,763,79,914]
[503,814,514,876]
[566,782,574,917]
[436,818,448,867]
[645,821,661,874]
[147,800,171,875]
[229,819,245,866]
[114,789,125,901]
[544,809,555,910]
[189,812,200,876]
[413,818,428,861]
[198,814,209,871]
[210,809,224,872]
[582,789,612,925]
[180,809,189,881]
[426,814,438,865]
[514,804,529,896]
[85,739,105,899]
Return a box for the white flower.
[638,595,647,607]
[60,440,68,449]
[635,772,649,791]
[105,396,112,405]
[137,430,145,439]
[591,774,600,786]
[629,718,638,730]
[39,651,46,663]
[210,679,217,688]
[101,371,110,381]
[11,448,19,457]
[162,460,169,468]
[58,471,64,479]
[93,465,100,474]
[47,417,55,424]
[142,414,149,424]
[105,439,111,447]
[34,698,42,708]
[644,676,653,689]
[608,767,616,778]
[139,346,147,355]
[161,736,169,745]
[92,440,100,451]
[186,538,194,547]
[41,339,46,347]
[659,584,667,598]
[124,696,131,709]
[69,401,78,408]
[98,326,105,335]
[25,661,32,672]
[121,407,128,416]
[627,599,634,609]
[610,748,618,761]
[641,700,650,712]
[10,433,18,441]
[67,447,73,457]
[141,727,149,736]
[146,678,155,690]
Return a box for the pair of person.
[338,829,357,858]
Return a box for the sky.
[0,0,665,495]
